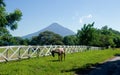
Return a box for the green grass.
[0,49,120,75]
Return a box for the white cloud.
[80,19,83,24]
[79,14,93,24]
[86,14,92,18]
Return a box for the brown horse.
[51,48,65,61]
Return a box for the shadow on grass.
[114,53,120,56]
[61,63,101,75]
[49,60,60,62]
[62,54,120,75]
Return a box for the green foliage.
[0,0,22,46]
[77,22,96,45]
[0,49,120,75]
[30,31,64,45]
[100,26,115,47]
[28,22,120,47]
[9,37,29,45]
[0,34,12,45]
[0,0,6,7]
[109,28,120,48]
[76,22,120,48]
[63,35,78,45]
[6,9,22,30]
[113,36,120,47]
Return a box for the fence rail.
[0,45,102,62]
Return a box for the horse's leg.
[58,53,60,61]
[61,54,62,61]
[58,54,62,61]
[63,53,65,61]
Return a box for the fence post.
[6,49,8,59]
[5,49,8,62]
[18,47,21,59]
[28,48,30,59]
[37,47,40,58]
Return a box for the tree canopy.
[30,31,64,45]
[63,35,78,45]
[77,22,96,45]
[76,23,120,48]
[0,0,22,45]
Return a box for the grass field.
[0,49,120,75]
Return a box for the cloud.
[80,19,83,24]
[79,14,93,24]
[86,14,92,18]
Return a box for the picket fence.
[0,45,102,62]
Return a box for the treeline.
[1,22,120,48]
[77,22,120,48]
[29,22,120,48]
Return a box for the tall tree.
[100,26,115,47]
[77,22,96,45]
[0,0,22,45]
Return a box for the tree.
[0,33,12,45]
[113,36,120,48]
[76,22,120,48]
[77,22,96,45]
[30,31,64,45]
[10,37,29,45]
[63,35,78,45]
[0,0,22,46]
[100,26,115,47]
[0,0,22,30]
[30,36,38,45]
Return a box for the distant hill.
[22,23,75,39]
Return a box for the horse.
[51,48,65,61]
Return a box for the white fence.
[0,45,102,62]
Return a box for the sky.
[5,0,120,36]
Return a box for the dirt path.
[88,56,120,75]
